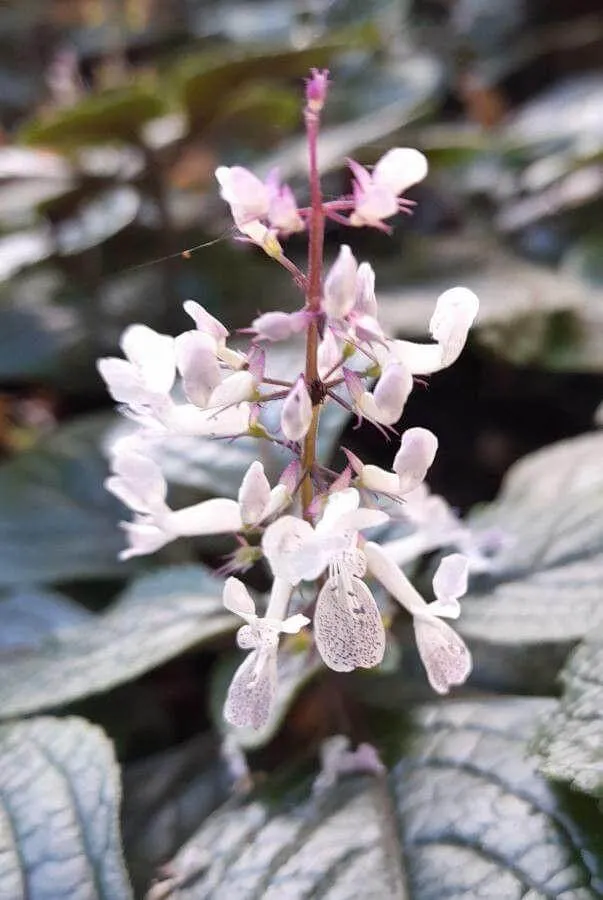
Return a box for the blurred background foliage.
[1,2,603,895]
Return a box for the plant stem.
[301,103,325,518]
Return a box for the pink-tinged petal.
[413,615,472,694]
[354,262,378,318]
[261,515,315,584]
[247,346,265,382]
[223,577,256,619]
[97,358,146,405]
[224,649,277,729]
[382,339,444,376]
[429,553,469,619]
[279,460,301,495]
[306,68,329,112]
[323,245,358,319]
[252,311,297,342]
[347,158,372,190]
[264,483,290,519]
[167,402,251,436]
[183,300,229,343]
[238,460,271,526]
[268,183,304,234]
[351,183,398,227]
[353,314,385,344]
[429,287,479,367]
[343,367,364,404]
[168,497,243,536]
[314,575,385,672]
[215,165,270,223]
[279,613,310,634]
[281,377,312,442]
[364,541,428,617]
[107,448,167,513]
[209,371,256,407]
[393,427,438,495]
[373,148,428,195]
[359,363,412,425]
[361,464,400,495]
[318,328,341,379]
[120,324,175,395]
[175,331,221,408]
[119,520,173,559]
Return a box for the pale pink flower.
[265,170,304,235]
[349,148,428,228]
[216,165,303,241]
[223,577,309,729]
[281,376,313,442]
[344,362,413,426]
[378,287,480,375]
[251,310,309,342]
[348,427,438,496]
[364,542,472,694]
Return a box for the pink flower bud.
[323,245,358,319]
[281,376,312,442]
[279,459,301,494]
[305,68,329,112]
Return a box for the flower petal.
[429,287,479,368]
[209,371,256,407]
[119,520,172,560]
[393,427,438,495]
[238,460,271,526]
[314,576,385,672]
[429,553,469,619]
[121,324,175,395]
[373,148,428,195]
[261,515,315,584]
[324,245,358,319]
[168,497,243,536]
[279,613,311,634]
[364,541,428,617]
[281,377,312,442]
[223,649,277,729]
[223,576,256,619]
[183,300,229,343]
[175,330,221,408]
[413,615,472,694]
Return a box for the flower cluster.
[98,69,484,731]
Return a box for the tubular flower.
[344,362,413,426]
[348,427,438,496]
[364,542,472,694]
[223,577,309,729]
[349,148,428,229]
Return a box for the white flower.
[322,249,384,352]
[281,376,313,442]
[364,542,472,694]
[349,148,428,228]
[379,287,479,375]
[345,362,413,426]
[98,322,251,437]
[352,427,438,496]
[251,310,309,342]
[222,577,309,729]
[323,245,358,319]
[263,489,389,672]
[215,165,303,242]
[106,445,245,559]
[183,300,246,370]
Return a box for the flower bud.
[323,245,358,319]
[281,377,312,442]
[305,68,329,112]
[393,427,438,495]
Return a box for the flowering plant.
[98,69,483,732]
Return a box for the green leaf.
[21,86,165,149]
[0,415,139,586]
[0,716,132,900]
[458,432,603,692]
[535,628,603,799]
[0,586,92,651]
[0,566,236,719]
[158,699,603,898]
[122,733,230,894]
[175,27,378,130]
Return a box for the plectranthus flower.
[364,542,472,693]
[321,248,385,352]
[98,322,251,437]
[107,448,287,559]
[215,165,304,242]
[223,577,309,729]
[281,376,313,441]
[348,148,428,229]
[262,489,389,671]
[344,362,413,426]
[347,427,438,497]
[377,287,480,375]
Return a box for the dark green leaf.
[21,87,165,149]
[160,699,603,898]
[0,566,236,719]
[0,415,137,586]
[122,733,230,894]
[459,432,603,692]
[0,716,132,899]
